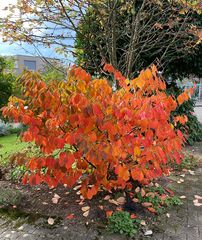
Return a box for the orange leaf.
[131,168,144,181]
[115,164,130,181]
[148,207,156,213]
[106,210,113,218]
[135,77,145,89]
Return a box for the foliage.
[2,64,193,199]
[0,57,15,110]
[0,188,21,207]
[9,165,27,182]
[0,121,24,137]
[0,1,201,77]
[75,0,202,78]
[166,82,202,145]
[0,121,10,136]
[41,61,66,83]
[164,196,183,207]
[0,134,28,166]
[108,211,138,236]
[171,153,198,171]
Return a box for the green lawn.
[0,134,28,166]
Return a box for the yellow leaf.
[134,146,141,157]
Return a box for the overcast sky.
[0,0,66,60]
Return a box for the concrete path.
[151,161,202,240]
[195,105,202,123]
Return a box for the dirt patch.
[0,143,201,239]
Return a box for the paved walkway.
[151,162,202,240]
[195,105,202,123]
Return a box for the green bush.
[0,57,16,110]
[108,211,138,237]
[166,82,202,145]
[0,121,10,136]
[165,196,183,207]
[0,121,24,137]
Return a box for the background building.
[12,55,58,75]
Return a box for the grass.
[0,134,28,166]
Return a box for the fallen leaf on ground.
[144,230,153,236]
[193,199,198,204]
[140,220,146,226]
[194,195,202,200]
[141,188,146,197]
[132,198,139,203]
[166,213,170,218]
[142,202,152,207]
[54,193,61,199]
[104,195,110,201]
[194,202,202,207]
[179,196,186,199]
[116,197,126,205]
[188,170,195,175]
[83,210,89,217]
[106,210,113,217]
[42,202,48,205]
[164,188,174,196]
[73,185,81,191]
[52,197,59,204]
[48,217,54,225]
[108,199,119,206]
[52,193,61,204]
[81,206,90,212]
[66,213,74,219]
[159,194,167,201]
[130,213,137,219]
[148,207,156,213]
[135,187,140,193]
[99,205,104,210]
[177,178,184,184]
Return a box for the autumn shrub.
[1,65,193,199]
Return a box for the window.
[24,60,36,71]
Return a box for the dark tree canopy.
[0,57,15,109]
[75,0,202,78]
[0,0,201,79]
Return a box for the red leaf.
[130,213,137,219]
[29,174,41,185]
[106,210,113,217]
[66,213,74,219]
